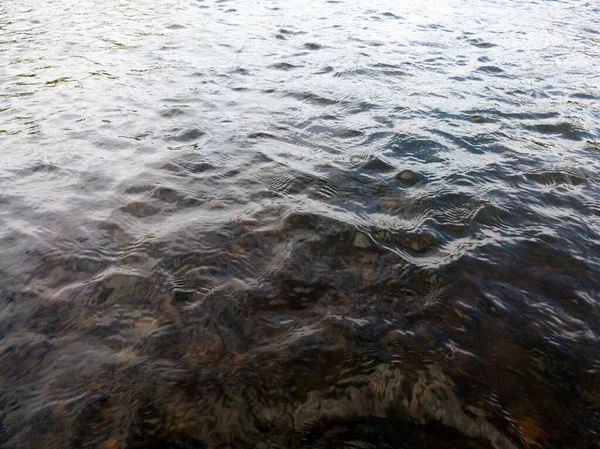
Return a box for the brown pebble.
[127,200,143,213]
[406,233,434,252]
[81,314,98,330]
[515,416,545,445]
[153,187,177,203]
[207,199,221,209]
[104,438,120,449]
[116,348,137,364]
[135,316,158,331]
[231,353,246,365]
[395,169,419,183]
[335,293,348,303]
[230,244,245,255]
[465,405,487,417]
[88,380,104,392]
[125,200,160,217]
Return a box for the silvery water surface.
[1,0,600,447]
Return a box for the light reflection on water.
[1,0,600,447]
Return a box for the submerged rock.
[353,232,372,248]
[394,169,421,184]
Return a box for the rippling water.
[1,0,600,447]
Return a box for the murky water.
[1,0,600,447]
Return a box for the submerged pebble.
[353,232,372,248]
[394,169,421,184]
[0,0,598,448]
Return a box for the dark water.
[1,0,600,447]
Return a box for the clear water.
[1,0,600,448]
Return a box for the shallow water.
[1,0,600,447]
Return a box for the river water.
[1,0,600,447]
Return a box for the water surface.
[1,0,600,448]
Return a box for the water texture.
[1,0,600,447]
